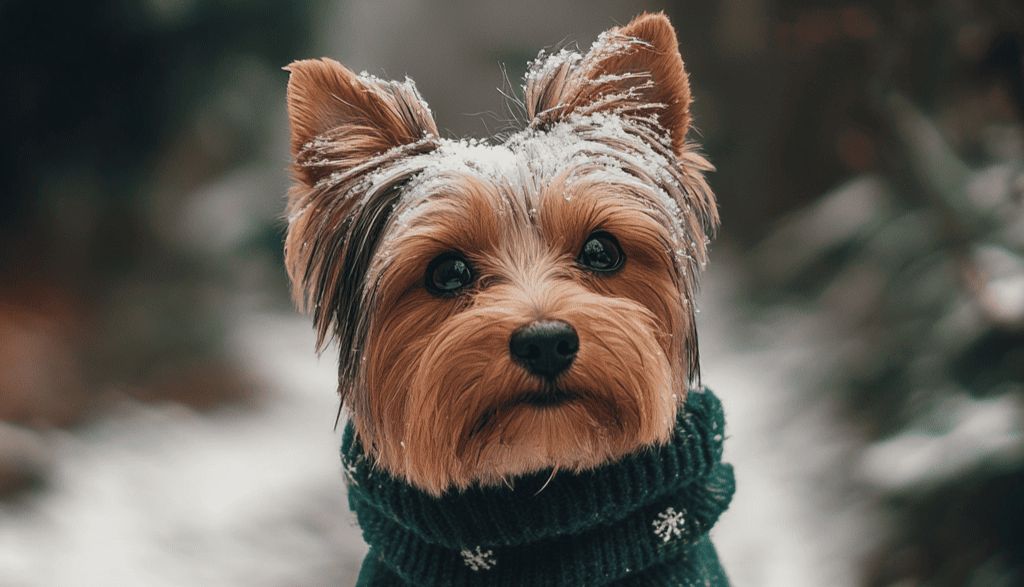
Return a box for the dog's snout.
[509,320,579,379]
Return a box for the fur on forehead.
[282,12,717,406]
[374,111,717,269]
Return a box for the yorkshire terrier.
[284,12,733,586]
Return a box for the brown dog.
[283,13,734,586]
[283,12,718,498]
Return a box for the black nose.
[509,320,579,379]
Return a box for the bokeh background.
[2,1,1022,585]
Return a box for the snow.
[858,393,1024,492]
[0,314,364,586]
[700,260,879,586]
[524,48,582,85]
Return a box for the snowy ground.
[701,263,879,586]
[0,313,363,586]
[0,262,880,586]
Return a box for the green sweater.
[342,387,734,586]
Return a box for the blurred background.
[1,1,1021,585]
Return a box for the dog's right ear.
[285,58,438,186]
[283,60,438,359]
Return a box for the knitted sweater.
[341,387,734,586]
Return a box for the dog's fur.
[284,12,717,496]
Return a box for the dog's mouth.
[512,388,579,408]
[465,387,582,442]
[458,385,629,460]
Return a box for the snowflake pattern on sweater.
[460,546,496,571]
[652,506,687,543]
[342,460,359,486]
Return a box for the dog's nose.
[509,320,579,379]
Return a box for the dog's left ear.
[525,12,692,156]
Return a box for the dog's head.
[284,13,717,495]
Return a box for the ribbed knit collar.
[342,387,734,586]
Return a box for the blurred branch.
[885,92,1024,331]
[885,93,973,225]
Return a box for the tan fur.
[283,13,718,496]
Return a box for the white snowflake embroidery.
[652,507,686,543]
[460,546,496,571]
[342,459,359,486]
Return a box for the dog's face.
[284,13,717,495]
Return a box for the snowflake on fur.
[460,546,496,571]
[652,507,686,543]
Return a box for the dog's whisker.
[533,467,559,496]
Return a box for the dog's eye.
[578,231,624,273]
[425,253,474,295]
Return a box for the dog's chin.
[448,386,673,491]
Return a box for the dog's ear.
[285,58,438,185]
[525,12,692,156]
[283,60,438,367]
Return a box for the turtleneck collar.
[341,387,734,586]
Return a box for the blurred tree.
[0,0,321,425]
[725,1,1024,584]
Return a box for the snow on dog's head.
[283,12,718,495]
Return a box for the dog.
[283,12,733,586]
